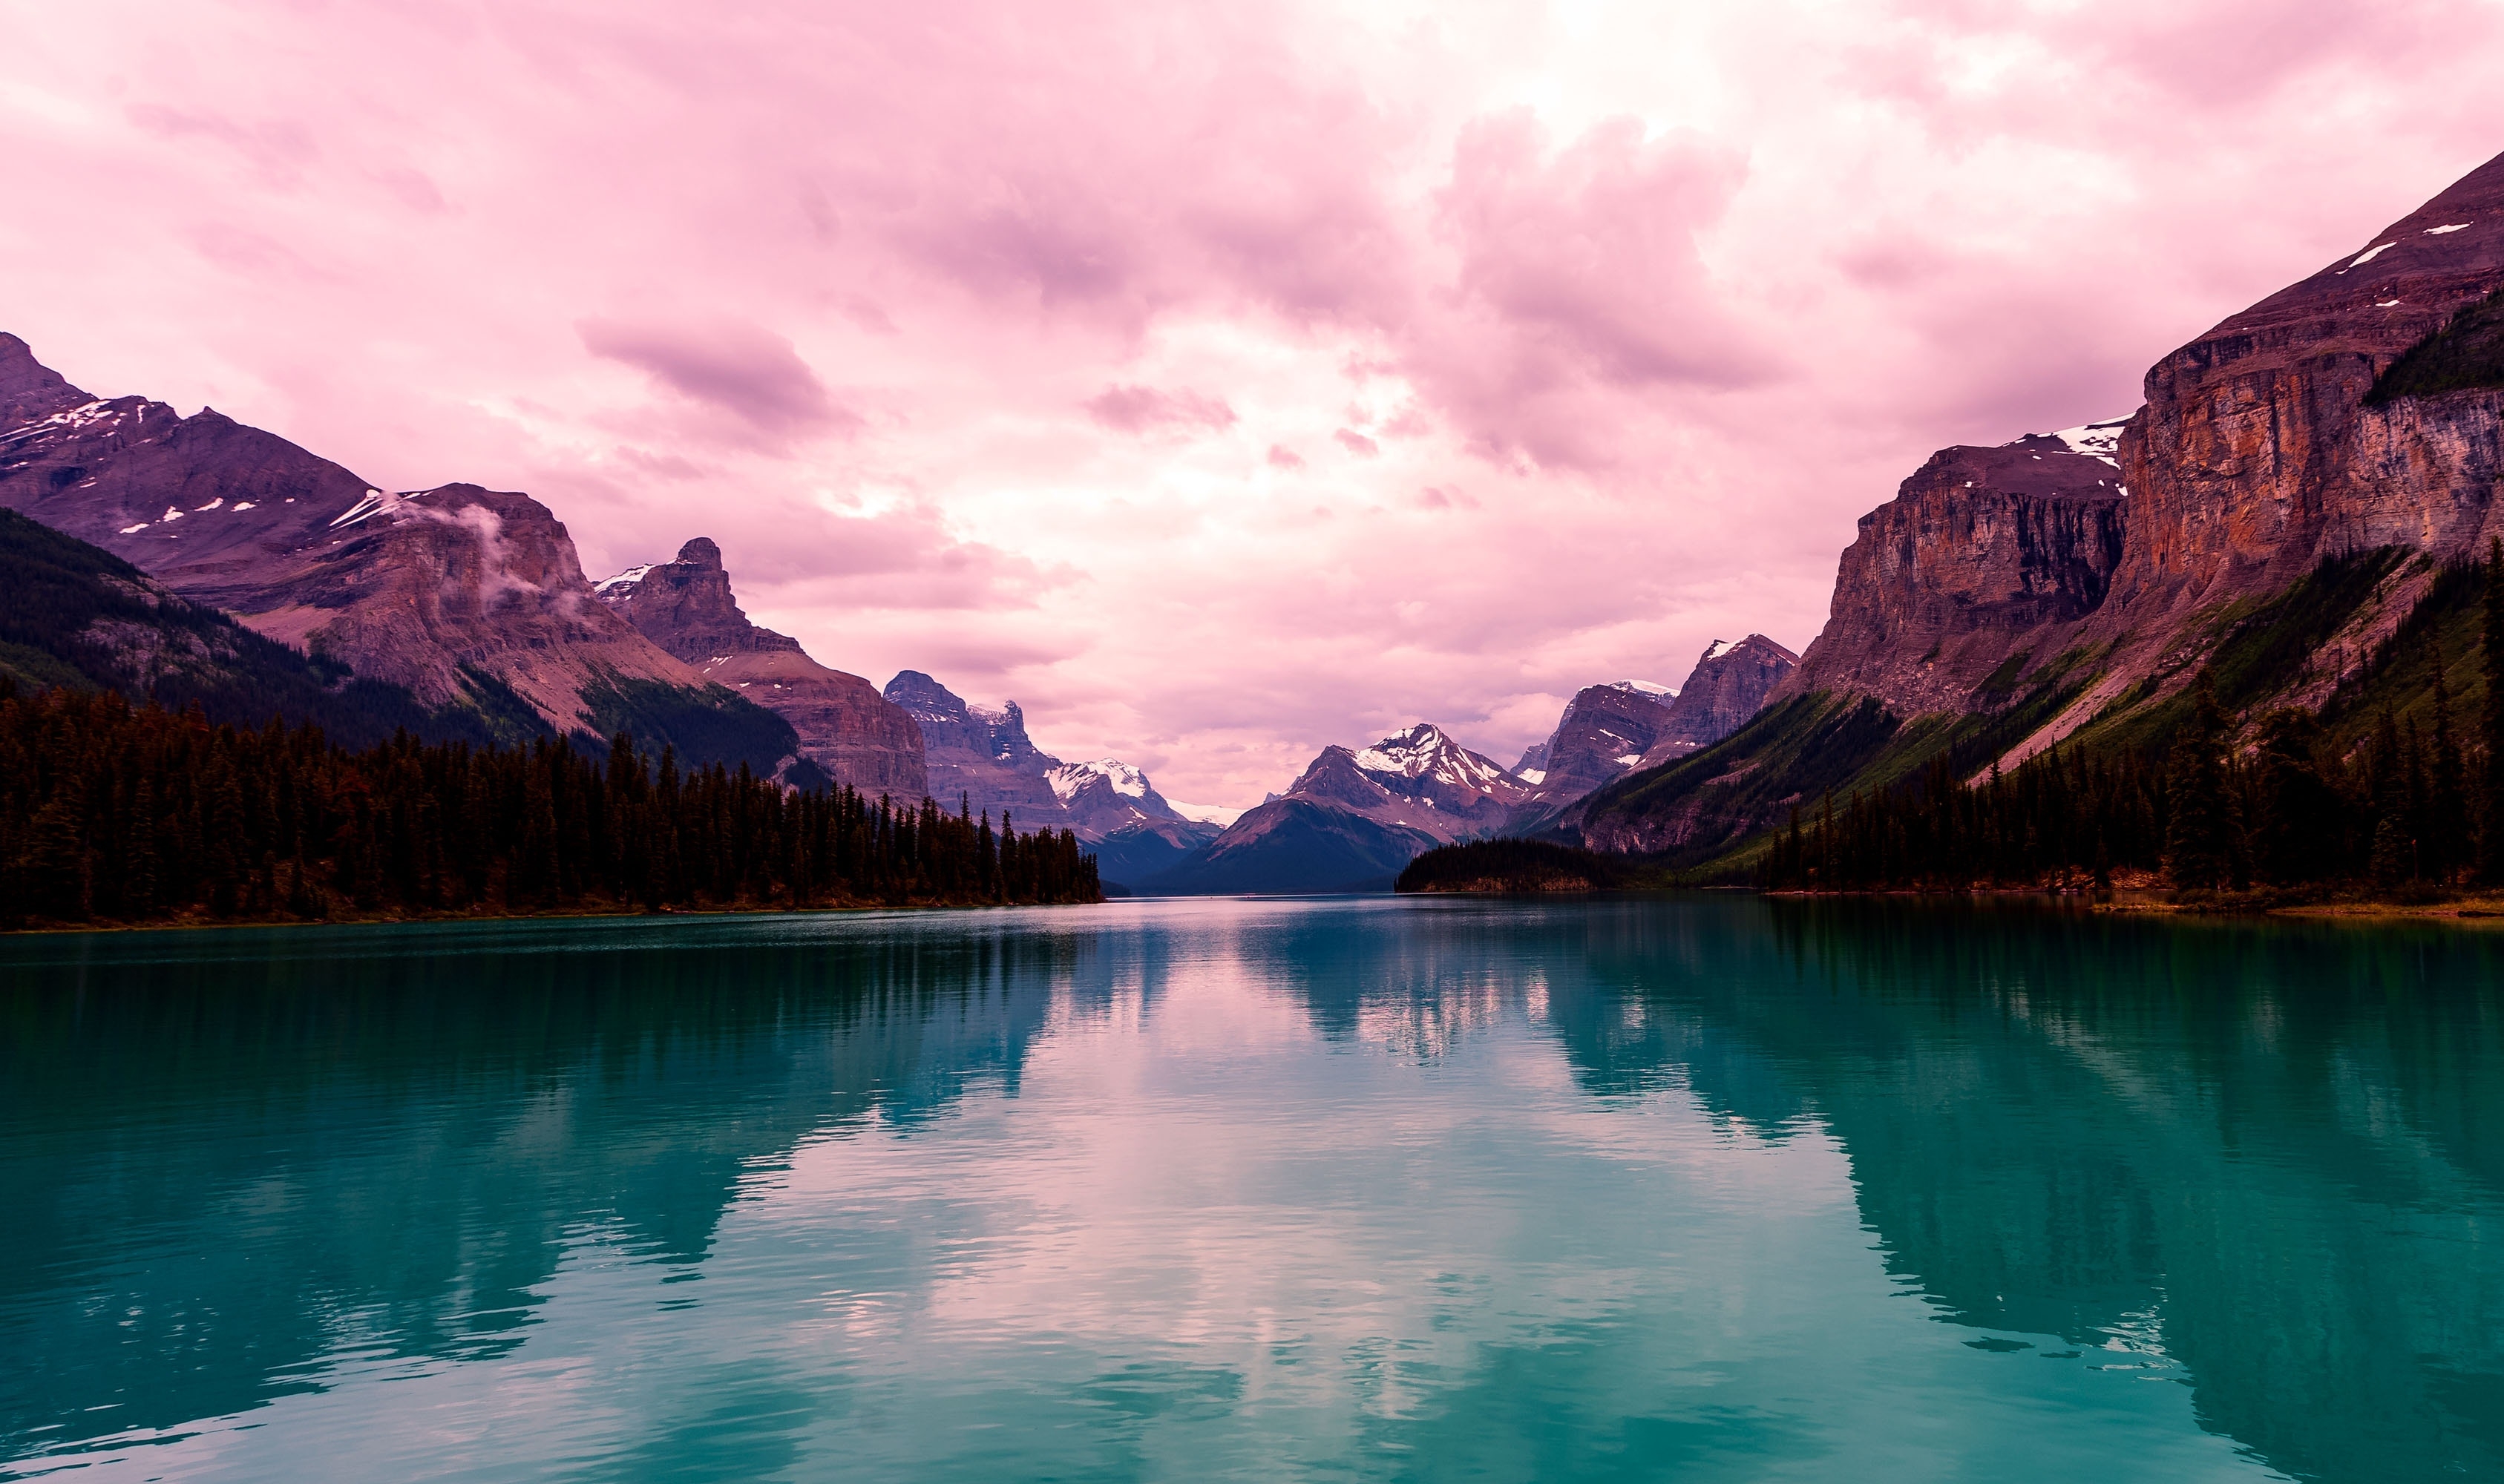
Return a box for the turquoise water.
[4,898,2501,1483]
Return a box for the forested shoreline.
[0,680,1100,930]
[1760,545,2504,899]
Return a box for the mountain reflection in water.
[3,899,2499,1483]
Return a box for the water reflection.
[1,899,2500,1482]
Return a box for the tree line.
[1763,543,2504,897]
[0,681,1100,928]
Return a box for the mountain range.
[9,142,2497,896]
[1570,147,2504,870]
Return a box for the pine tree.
[2164,673,2236,890]
[2482,537,2504,884]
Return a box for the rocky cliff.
[1768,436,2126,720]
[597,539,927,795]
[1518,681,1678,804]
[0,336,802,771]
[1649,634,1802,755]
[1573,147,2504,867]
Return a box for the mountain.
[1147,723,1531,893]
[1043,757,1221,885]
[0,335,804,772]
[1574,146,2504,867]
[1515,680,1678,799]
[881,671,1071,826]
[0,506,537,747]
[1652,634,1802,754]
[1509,636,1801,837]
[595,538,926,795]
[871,669,1202,881]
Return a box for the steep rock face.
[1511,637,1802,837]
[1149,724,1530,893]
[882,672,1070,825]
[1991,150,2504,762]
[597,539,927,795]
[1772,438,2126,719]
[2109,151,2504,625]
[1650,634,1802,755]
[0,337,796,767]
[1519,681,1679,803]
[0,506,512,748]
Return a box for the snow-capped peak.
[1702,640,1738,662]
[1608,678,1676,697]
[2049,418,2130,467]
[1047,758,1153,802]
[1351,723,1519,795]
[594,564,652,596]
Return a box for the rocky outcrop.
[597,539,927,795]
[1511,637,1801,835]
[1651,634,1801,754]
[882,671,1069,824]
[1770,439,2126,720]
[2113,152,2504,622]
[1150,723,1532,893]
[1519,681,1678,803]
[0,337,802,770]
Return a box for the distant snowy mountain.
[1144,723,1530,894]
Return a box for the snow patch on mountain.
[1048,758,1154,802]
[2051,418,2131,466]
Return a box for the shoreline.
[3,895,1110,939]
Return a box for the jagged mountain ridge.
[871,669,1210,880]
[1507,635,1801,841]
[596,539,927,795]
[0,336,804,772]
[1573,146,2504,866]
[0,506,540,748]
[1148,723,1532,893]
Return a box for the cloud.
[577,315,856,441]
[9,0,2501,805]
[1084,384,1238,435]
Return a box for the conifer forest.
[0,680,1101,928]
[1760,545,2504,897]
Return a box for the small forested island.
[0,680,1101,931]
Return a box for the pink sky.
[5,1,2500,807]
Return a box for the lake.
[3,896,2500,1482]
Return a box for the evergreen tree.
[2164,673,2237,890]
[2484,538,2504,884]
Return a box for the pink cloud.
[1,0,2498,804]
[577,315,856,442]
[1084,384,1238,434]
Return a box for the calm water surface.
[4,896,2501,1482]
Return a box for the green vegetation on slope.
[1764,550,2504,895]
[0,681,1099,928]
[2366,287,2504,405]
[1579,546,2490,890]
[574,674,823,786]
[1394,838,1656,893]
[0,507,539,751]
[2061,548,2406,760]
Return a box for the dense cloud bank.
[5,0,2500,803]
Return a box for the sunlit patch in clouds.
[3,0,2500,804]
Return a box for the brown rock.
[1772,439,2125,719]
[597,539,928,795]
